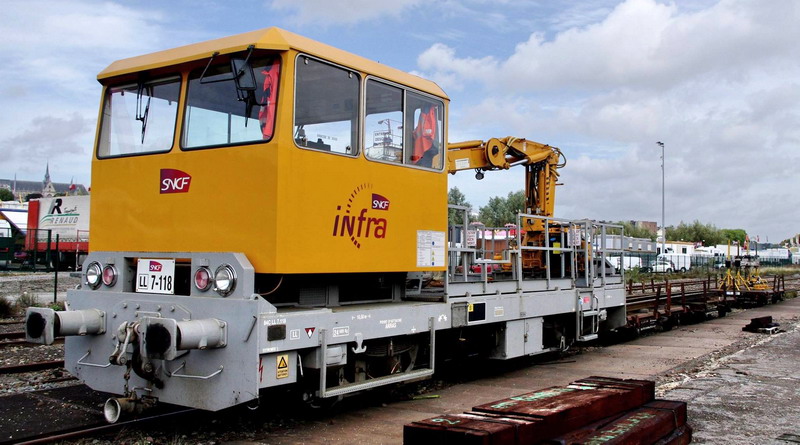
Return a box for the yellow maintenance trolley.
[26,28,627,421]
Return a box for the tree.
[448,187,472,226]
[665,220,725,245]
[720,229,747,245]
[478,190,525,226]
[612,221,656,240]
[0,188,13,202]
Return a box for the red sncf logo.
[149,261,163,272]
[371,193,390,210]
[160,169,192,194]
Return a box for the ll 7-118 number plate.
[136,259,176,294]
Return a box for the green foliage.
[661,220,748,246]
[0,188,13,201]
[447,187,472,226]
[665,220,725,245]
[478,190,525,227]
[720,228,747,245]
[610,221,656,240]
[49,302,65,311]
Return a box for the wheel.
[680,267,686,273]
[666,268,673,274]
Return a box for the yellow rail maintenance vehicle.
[25,28,628,422]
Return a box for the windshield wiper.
[135,83,151,144]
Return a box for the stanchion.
[53,234,59,304]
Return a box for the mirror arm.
[200,51,234,84]
[234,45,256,78]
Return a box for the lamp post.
[656,142,665,257]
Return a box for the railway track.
[624,274,800,331]
[11,410,198,445]
[0,359,65,375]
[0,331,63,349]
[0,331,25,340]
[0,384,197,445]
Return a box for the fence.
[611,252,795,274]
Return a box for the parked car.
[641,258,675,273]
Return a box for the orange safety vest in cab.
[258,60,281,139]
[411,106,438,165]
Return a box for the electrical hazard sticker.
[277,354,289,379]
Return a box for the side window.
[294,57,359,155]
[406,92,443,169]
[183,54,280,149]
[365,80,403,163]
[364,79,444,170]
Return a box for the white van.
[658,253,692,272]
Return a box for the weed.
[14,291,39,310]
[0,297,13,318]
[49,302,65,311]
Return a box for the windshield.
[183,53,280,149]
[97,77,181,158]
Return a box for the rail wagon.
[25,28,628,422]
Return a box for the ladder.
[576,291,600,342]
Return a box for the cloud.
[436,0,800,240]
[415,44,496,91]
[418,0,800,93]
[269,0,423,26]
[0,0,179,186]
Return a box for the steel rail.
[10,408,197,445]
[0,360,64,375]
[0,331,25,341]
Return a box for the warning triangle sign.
[305,327,315,338]
[278,356,288,369]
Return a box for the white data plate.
[136,259,176,294]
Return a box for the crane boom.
[447,136,565,220]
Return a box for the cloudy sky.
[1,0,798,242]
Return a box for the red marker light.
[194,267,212,291]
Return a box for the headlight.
[102,265,118,287]
[213,264,236,297]
[194,267,212,292]
[86,262,102,289]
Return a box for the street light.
[656,141,665,256]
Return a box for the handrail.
[76,350,112,368]
[165,362,224,380]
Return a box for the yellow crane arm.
[447,137,559,173]
[446,136,565,218]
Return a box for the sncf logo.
[160,169,192,194]
[149,261,163,272]
[332,184,389,249]
[371,194,390,211]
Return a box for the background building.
[0,164,88,201]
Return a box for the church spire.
[42,162,55,197]
[43,161,51,185]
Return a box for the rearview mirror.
[231,58,256,91]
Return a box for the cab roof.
[98,27,448,99]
